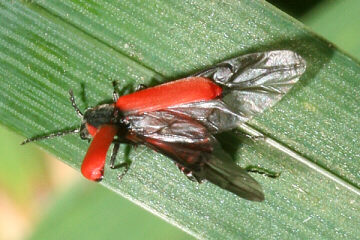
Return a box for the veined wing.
[143,136,264,202]
[194,50,306,118]
[126,110,264,201]
[167,99,246,134]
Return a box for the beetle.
[22,50,306,201]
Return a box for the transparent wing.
[126,110,264,201]
[168,99,246,134]
[194,50,306,118]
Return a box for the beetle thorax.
[83,104,116,127]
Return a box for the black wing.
[126,110,264,201]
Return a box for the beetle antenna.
[21,128,80,145]
[69,90,83,118]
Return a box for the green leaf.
[0,1,359,239]
[302,0,360,58]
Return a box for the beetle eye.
[79,124,91,140]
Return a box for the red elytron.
[116,77,222,112]
[81,124,118,180]
[22,50,306,201]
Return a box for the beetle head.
[80,103,116,140]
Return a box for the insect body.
[22,50,306,201]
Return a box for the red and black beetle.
[23,50,306,201]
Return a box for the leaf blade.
[0,1,359,239]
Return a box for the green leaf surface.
[0,1,359,239]
[302,0,360,58]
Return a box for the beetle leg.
[117,162,131,180]
[175,163,204,183]
[112,81,120,102]
[109,141,132,180]
[191,172,205,183]
[135,84,147,91]
[110,155,131,180]
[112,138,132,145]
[245,165,280,178]
[110,141,120,169]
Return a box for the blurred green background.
[0,1,359,239]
